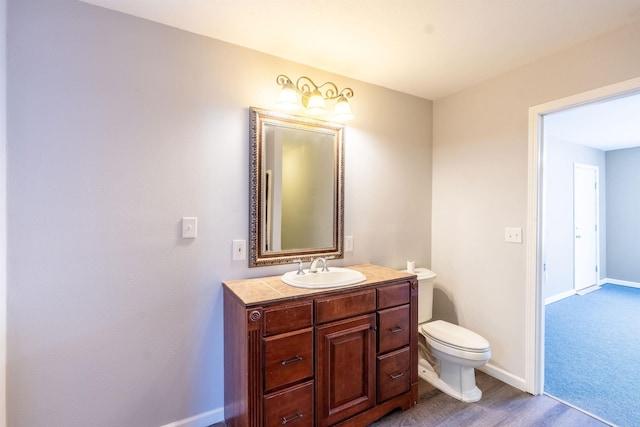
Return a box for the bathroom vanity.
[223,264,418,427]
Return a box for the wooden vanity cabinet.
[223,265,418,427]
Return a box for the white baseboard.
[544,278,640,305]
[544,289,575,305]
[160,407,224,427]
[601,278,640,289]
[479,362,527,392]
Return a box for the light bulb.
[332,96,354,121]
[276,82,300,111]
[305,90,326,115]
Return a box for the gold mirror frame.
[249,107,344,267]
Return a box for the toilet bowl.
[407,267,491,402]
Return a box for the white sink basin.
[282,267,366,289]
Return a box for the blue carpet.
[545,284,640,427]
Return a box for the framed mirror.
[249,107,344,267]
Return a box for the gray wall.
[541,140,640,300]
[542,137,606,301]
[0,0,7,425]
[8,0,640,424]
[6,0,432,426]
[606,146,640,282]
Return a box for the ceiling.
[77,0,640,149]
[78,0,640,100]
[545,92,640,151]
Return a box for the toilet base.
[418,358,482,403]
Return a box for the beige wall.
[7,0,431,425]
[432,20,640,387]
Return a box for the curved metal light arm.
[277,74,354,100]
[337,87,354,99]
[276,74,293,86]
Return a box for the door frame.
[573,163,600,291]
[525,76,640,395]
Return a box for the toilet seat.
[420,320,490,360]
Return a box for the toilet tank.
[415,268,437,324]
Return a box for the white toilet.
[410,268,491,403]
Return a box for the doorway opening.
[525,76,640,399]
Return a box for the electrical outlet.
[505,227,522,243]
[345,236,354,252]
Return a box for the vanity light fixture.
[275,74,354,121]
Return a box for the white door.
[573,164,599,291]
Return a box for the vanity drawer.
[264,328,313,392]
[377,304,410,354]
[377,282,410,309]
[264,380,314,427]
[376,347,411,403]
[315,289,376,324]
[263,301,313,336]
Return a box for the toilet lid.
[421,320,490,352]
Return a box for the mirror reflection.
[249,107,344,267]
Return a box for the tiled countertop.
[223,263,416,306]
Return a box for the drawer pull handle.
[390,326,403,333]
[281,355,303,366]
[282,412,303,424]
[389,372,405,380]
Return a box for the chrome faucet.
[308,257,329,273]
[293,259,305,275]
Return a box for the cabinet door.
[316,314,376,427]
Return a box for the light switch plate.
[505,227,522,243]
[232,239,247,261]
[182,217,197,239]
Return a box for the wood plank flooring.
[212,371,611,426]
[370,371,611,427]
